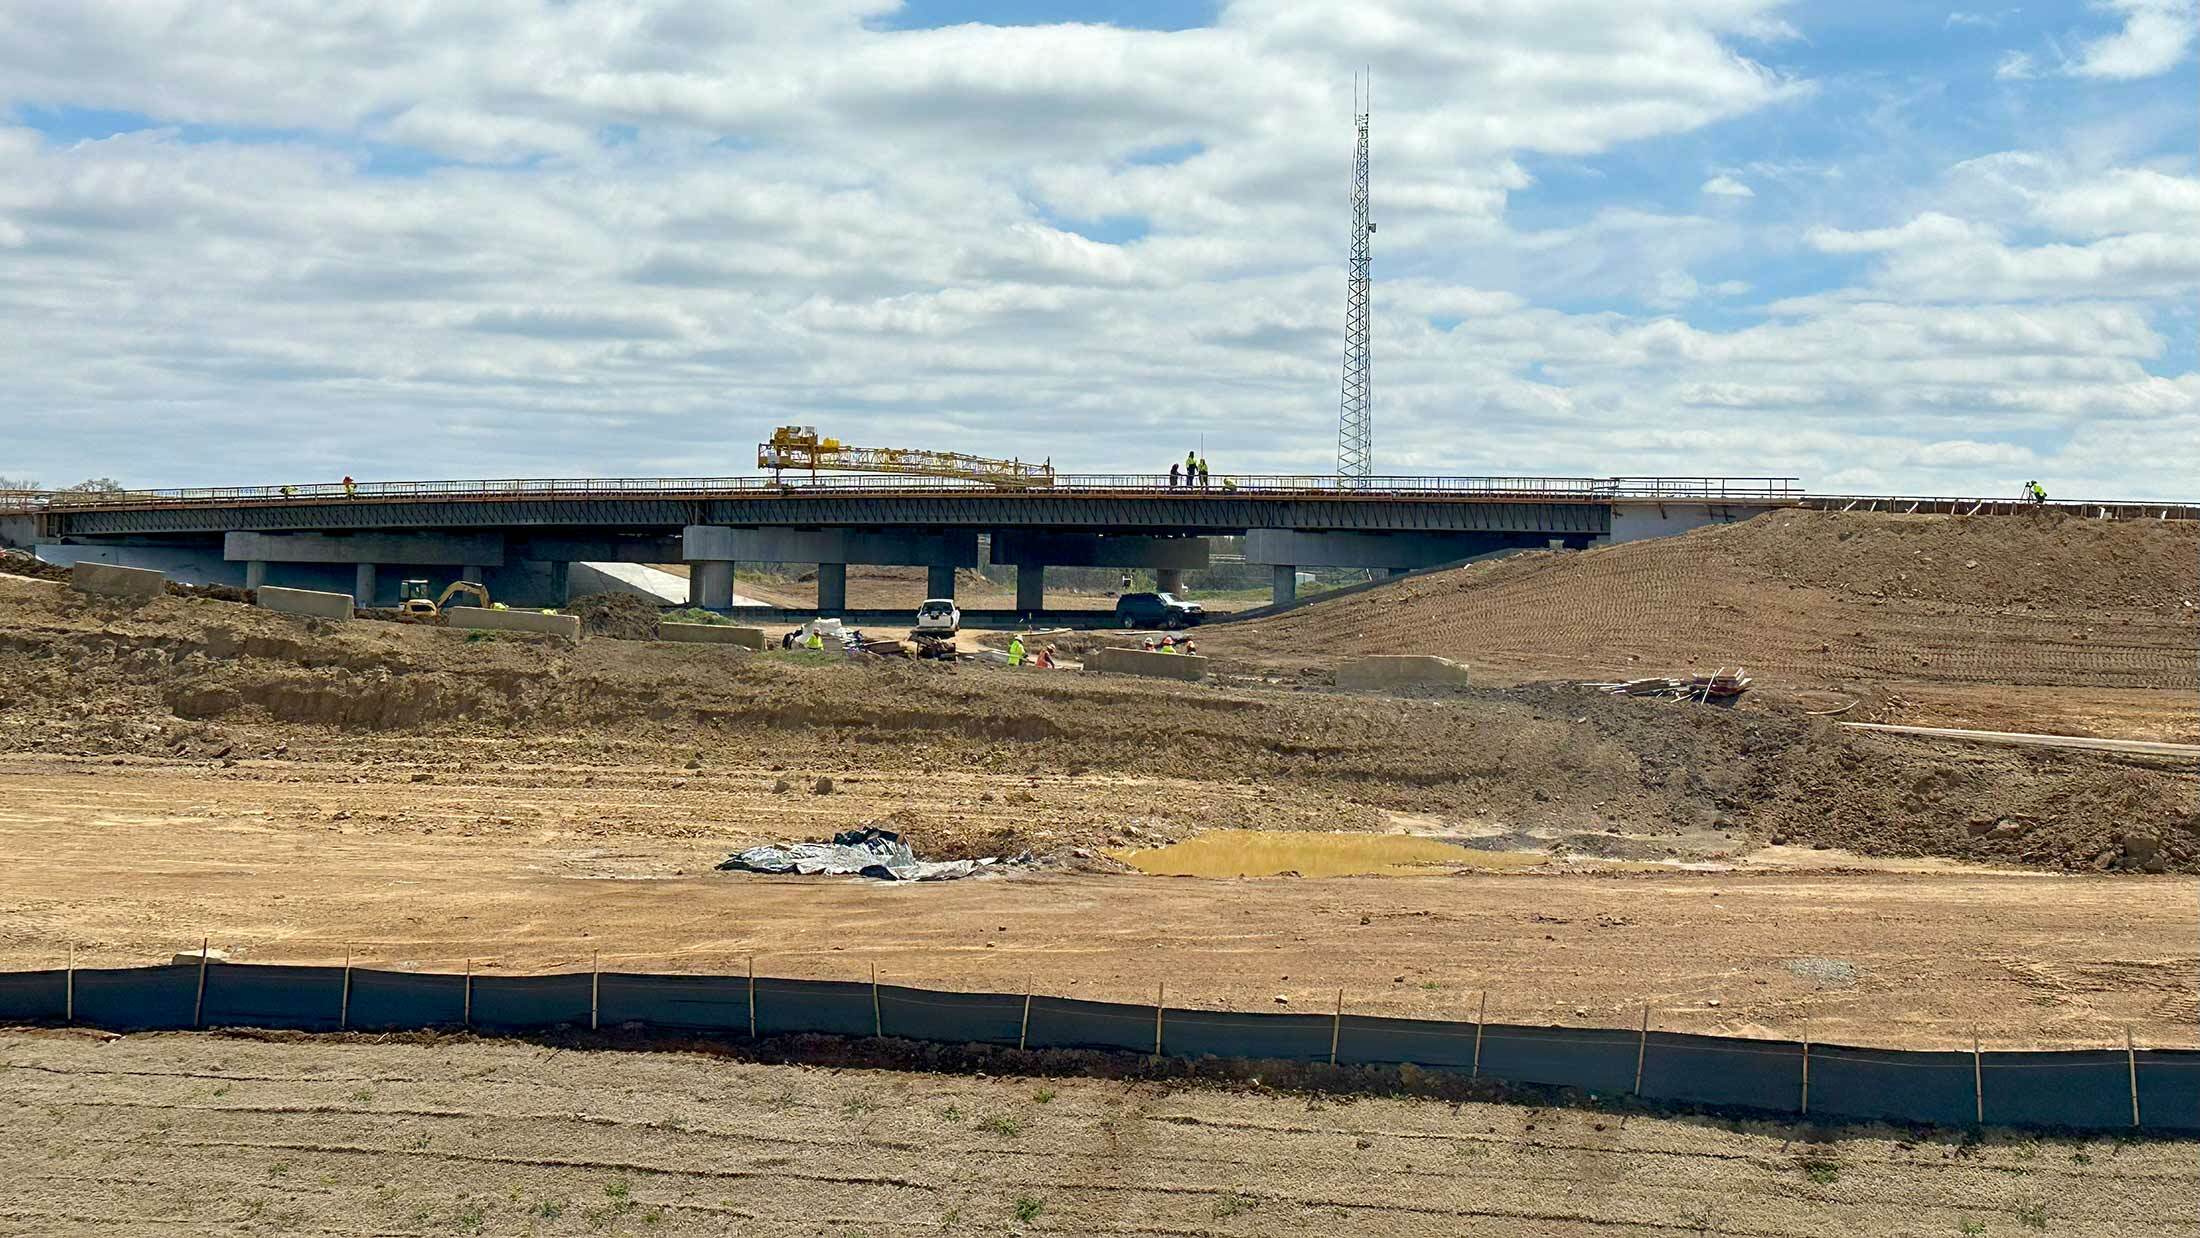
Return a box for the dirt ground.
[2,753,2194,1051]
[4,1030,2194,1237]
[3,574,2189,876]
[1198,510,2199,743]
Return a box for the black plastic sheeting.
[2137,1052,2200,1131]
[1802,1045,1979,1127]
[6,964,2194,1133]
[346,969,466,1030]
[470,974,594,1031]
[201,964,346,1033]
[0,970,65,1023]
[72,966,200,1031]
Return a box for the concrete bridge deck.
[5,473,1812,612]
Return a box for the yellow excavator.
[397,578,493,621]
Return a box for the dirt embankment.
[1,574,2191,872]
[1204,509,2198,693]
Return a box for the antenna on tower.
[1337,69,1373,486]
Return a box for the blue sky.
[0,1,2193,497]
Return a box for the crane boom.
[758,426,1054,489]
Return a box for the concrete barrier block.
[1087,646,1208,681]
[658,621,768,649]
[70,561,166,598]
[256,585,354,620]
[1336,654,1473,691]
[445,606,581,640]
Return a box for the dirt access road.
[4,1030,2193,1237]
[4,756,2194,1052]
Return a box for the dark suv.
[1113,591,1204,629]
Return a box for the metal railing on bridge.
[0,474,1805,514]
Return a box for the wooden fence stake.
[746,956,756,1040]
[1471,990,1487,1079]
[871,964,882,1039]
[463,959,472,1028]
[590,952,600,1032]
[1152,982,1165,1059]
[1971,1029,1984,1125]
[2126,1026,2141,1128]
[339,946,352,1031]
[1800,1020,1811,1116]
[1633,1004,1650,1095]
[1018,984,1033,1052]
[192,937,209,1028]
[65,945,74,1024]
[1329,988,1343,1066]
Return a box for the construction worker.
[1160,635,1180,654]
[805,627,824,652]
[1008,633,1025,666]
[1197,457,1210,489]
[1186,450,1197,483]
[1168,462,1180,488]
[1180,638,1197,656]
[341,475,357,499]
[278,484,295,499]
[2025,480,2047,505]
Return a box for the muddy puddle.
[1110,830,1544,878]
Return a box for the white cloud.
[1994,50,2037,79]
[2069,0,2198,79]
[0,1,2189,500]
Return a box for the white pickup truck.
[913,598,961,635]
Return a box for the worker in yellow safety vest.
[1160,636,1180,654]
[1008,634,1025,666]
[805,629,824,652]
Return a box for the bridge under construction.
[5,474,2186,614]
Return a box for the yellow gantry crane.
[758,426,1054,489]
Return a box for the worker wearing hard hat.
[1008,633,1026,666]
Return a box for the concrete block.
[1087,646,1208,682]
[659,621,768,649]
[70,561,166,598]
[445,606,581,640]
[1336,655,1473,691]
[256,585,354,620]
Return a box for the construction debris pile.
[716,827,1013,882]
[1586,669,1752,702]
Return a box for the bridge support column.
[462,564,488,586]
[691,562,734,610]
[1155,568,1184,595]
[244,561,267,591]
[926,565,956,600]
[1271,565,1296,607]
[1016,564,1045,613]
[354,564,377,607]
[817,563,848,613]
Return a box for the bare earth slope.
[1203,509,2199,741]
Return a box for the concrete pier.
[244,561,267,591]
[354,564,377,607]
[927,564,956,600]
[1271,564,1296,606]
[692,561,735,610]
[817,563,847,613]
[1016,564,1044,613]
[1155,568,1184,594]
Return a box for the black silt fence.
[4,963,2194,1135]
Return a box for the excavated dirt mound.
[1204,510,2198,694]
[0,574,2191,872]
[565,590,661,640]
